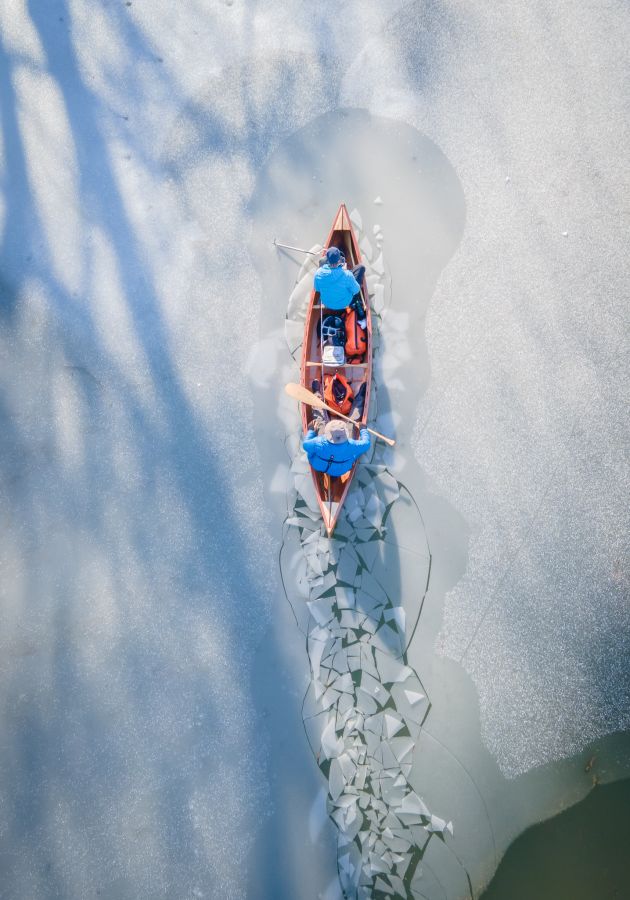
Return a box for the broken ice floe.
[349,208,363,231]
[371,253,385,276]
[359,236,373,262]
[297,244,322,281]
[287,268,316,324]
[372,283,386,314]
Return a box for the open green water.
[482,778,630,899]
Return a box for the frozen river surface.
[0,1,629,898]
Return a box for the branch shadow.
[0,3,325,897]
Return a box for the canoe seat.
[306,361,367,368]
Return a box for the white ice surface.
[341,0,630,777]
[1,0,629,898]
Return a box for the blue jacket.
[303,428,371,476]
[314,265,361,310]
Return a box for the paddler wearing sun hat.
[302,381,370,476]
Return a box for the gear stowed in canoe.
[282,203,394,535]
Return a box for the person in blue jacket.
[314,246,366,311]
[303,382,370,476]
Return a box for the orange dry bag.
[344,307,367,362]
[324,372,354,416]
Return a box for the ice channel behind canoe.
[278,219,469,900]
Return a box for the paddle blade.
[284,382,325,409]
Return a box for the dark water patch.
[481,776,630,899]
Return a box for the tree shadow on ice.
[0,5,298,897]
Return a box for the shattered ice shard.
[374,650,414,685]
[349,208,363,230]
[372,283,386,313]
[404,689,425,706]
[364,492,386,529]
[384,606,406,637]
[329,757,345,802]
[376,471,399,506]
[307,596,335,627]
[360,237,373,262]
[335,586,355,609]
[383,712,404,739]
[321,686,341,711]
[334,672,354,694]
[321,717,344,759]
[371,253,385,276]
[426,815,454,837]
[390,737,415,763]
[338,752,357,781]
[399,793,430,818]
[360,671,384,699]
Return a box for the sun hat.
[326,246,341,265]
[324,419,348,444]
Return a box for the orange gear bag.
[324,372,354,416]
[344,307,367,362]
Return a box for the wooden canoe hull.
[299,204,373,535]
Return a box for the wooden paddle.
[284,382,396,447]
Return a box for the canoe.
[300,203,373,535]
